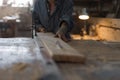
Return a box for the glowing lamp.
[78,8,90,35]
[79,15,89,20]
[79,8,89,20]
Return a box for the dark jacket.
[33,0,73,34]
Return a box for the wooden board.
[37,33,86,63]
[0,38,62,80]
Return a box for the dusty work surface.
[0,38,62,80]
[57,40,120,80]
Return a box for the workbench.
[0,38,62,80]
[1,33,119,80]
[58,40,120,80]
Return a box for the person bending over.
[33,0,73,42]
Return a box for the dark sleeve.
[60,0,74,32]
[32,0,43,29]
[32,11,44,31]
[32,11,41,25]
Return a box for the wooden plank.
[0,38,62,80]
[37,33,86,63]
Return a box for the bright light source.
[16,19,21,22]
[78,8,90,20]
[11,0,33,7]
[0,0,33,7]
[79,15,89,20]
[0,0,3,6]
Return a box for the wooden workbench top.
[0,38,62,80]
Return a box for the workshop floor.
[57,40,120,80]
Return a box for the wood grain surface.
[0,38,62,80]
[37,33,86,63]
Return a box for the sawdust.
[12,63,29,72]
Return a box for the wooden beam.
[37,33,86,63]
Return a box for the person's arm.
[32,12,46,32]
[33,0,46,32]
[56,22,68,42]
[60,0,73,30]
[56,0,73,42]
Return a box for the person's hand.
[37,26,46,32]
[55,22,70,42]
[55,33,69,42]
